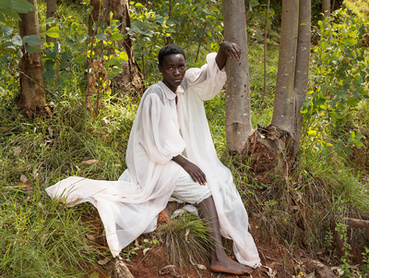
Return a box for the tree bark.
[270,0,299,134]
[263,0,271,104]
[322,0,331,18]
[222,0,252,152]
[244,0,311,177]
[89,0,102,37]
[103,0,144,96]
[293,0,311,154]
[18,0,48,119]
[46,0,57,44]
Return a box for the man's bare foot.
[158,207,170,223]
[210,257,252,275]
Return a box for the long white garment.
[45,53,261,268]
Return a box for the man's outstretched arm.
[215,41,242,70]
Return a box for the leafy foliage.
[0,0,369,276]
[302,7,369,158]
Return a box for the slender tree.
[103,0,144,95]
[246,0,311,176]
[222,0,252,153]
[293,0,311,154]
[271,0,311,155]
[46,0,56,44]
[18,0,48,119]
[322,0,331,18]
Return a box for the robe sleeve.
[183,52,227,101]
[135,89,186,164]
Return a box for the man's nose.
[173,68,181,75]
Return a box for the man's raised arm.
[215,41,242,70]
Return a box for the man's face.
[159,53,186,92]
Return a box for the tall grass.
[0,2,368,276]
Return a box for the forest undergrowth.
[0,0,368,277]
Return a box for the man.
[46,41,260,275]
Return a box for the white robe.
[45,53,261,268]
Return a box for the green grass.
[0,2,368,276]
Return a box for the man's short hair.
[158,44,186,66]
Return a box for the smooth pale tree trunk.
[263,0,271,103]
[103,0,144,96]
[322,0,331,18]
[46,0,56,44]
[293,0,311,154]
[245,0,311,179]
[270,0,299,134]
[222,0,252,153]
[18,0,48,119]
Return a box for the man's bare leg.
[197,196,252,275]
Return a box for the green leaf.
[110,33,124,41]
[345,38,358,46]
[3,27,13,37]
[308,129,317,137]
[119,52,129,61]
[42,69,55,80]
[74,55,86,65]
[12,35,22,47]
[23,35,41,46]
[46,26,61,38]
[346,96,359,106]
[95,32,107,41]
[0,0,36,13]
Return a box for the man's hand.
[216,41,242,70]
[172,155,207,185]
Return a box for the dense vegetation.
[0,0,368,277]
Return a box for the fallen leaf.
[195,264,207,270]
[143,247,151,256]
[185,228,190,243]
[20,174,29,183]
[159,265,176,275]
[82,159,98,165]
[97,257,111,265]
[48,126,54,137]
[86,234,96,241]
[14,146,22,157]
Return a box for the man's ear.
[158,63,162,72]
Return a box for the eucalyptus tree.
[250,0,311,175]
[46,0,56,44]
[271,0,311,153]
[18,0,49,118]
[222,0,252,153]
[88,0,144,96]
[322,0,331,18]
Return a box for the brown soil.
[82,203,368,278]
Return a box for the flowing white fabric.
[45,53,261,267]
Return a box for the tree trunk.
[46,0,57,44]
[322,0,331,18]
[244,0,311,179]
[88,0,102,37]
[103,0,144,96]
[293,0,311,154]
[270,0,299,134]
[222,0,252,153]
[18,0,48,119]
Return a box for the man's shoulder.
[144,82,164,98]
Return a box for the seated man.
[46,41,260,275]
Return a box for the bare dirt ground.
[83,207,368,278]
